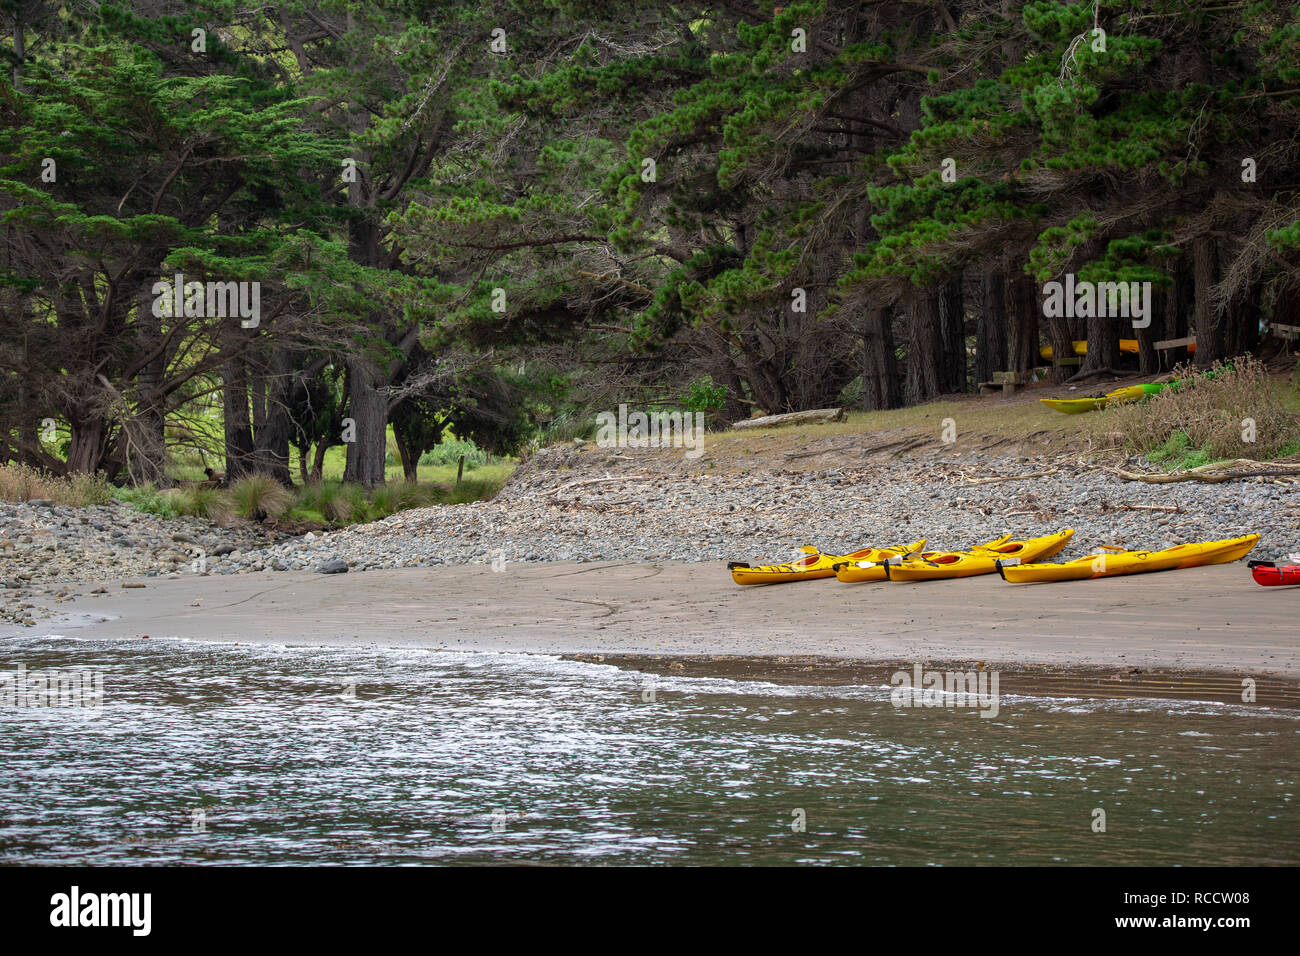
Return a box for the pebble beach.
[2,442,1297,629]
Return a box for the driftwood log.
[1115,459,1300,484]
[732,407,845,430]
[963,468,1060,485]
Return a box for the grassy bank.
[656,361,1300,473]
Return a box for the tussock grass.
[1105,358,1300,466]
[228,474,293,520]
[166,485,237,524]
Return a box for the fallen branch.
[549,474,646,495]
[1118,503,1184,513]
[963,468,1060,485]
[1115,459,1300,484]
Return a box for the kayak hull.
[885,530,1074,582]
[732,539,925,586]
[1000,535,1261,583]
[1040,382,1166,415]
[1249,560,1300,587]
[1040,396,1106,414]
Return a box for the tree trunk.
[975,273,1007,385]
[1228,285,1261,355]
[311,440,328,483]
[1078,304,1121,377]
[904,288,941,405]
[938,277,966,393]
[223,354,255,480]
[343,357,388,488]
[719,366,749,426]
[1165,256,1192,367]
[251,345,294,485]
[1137,287,1162,375]
[66,413,107,475]
[1046,312,1074,383]
[135,289,169,486]
[394,429,419,482]
[1193,236,1224,366]
[16,333,36,466]
[1005,271,1039,373]
[862,305,901,410]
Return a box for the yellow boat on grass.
[996,535,1260,583]
[1039,382,1164,415]
[881,531,1075,582]
[730,539,926,586]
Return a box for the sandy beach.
[36,559,1300,706]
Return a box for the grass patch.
[1144,431,1212,471]
[111,484,180,518]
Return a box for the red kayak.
[1249,560,1300,586]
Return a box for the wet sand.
[28,560,1300,704]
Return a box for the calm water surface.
[0,634,1295,865]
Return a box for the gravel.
[3,445,1297,626]
[0,500,285,627]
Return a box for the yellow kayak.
[883,530,1075,582]
[835,543,947,583]
[730,539,925,586]
[1040,382,1163,415]
[1040,339,1139,361]
[997,535,1260,583]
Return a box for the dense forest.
[2,1,1299,487]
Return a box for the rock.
[317,558,349,574]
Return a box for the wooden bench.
[979,370,1024,396]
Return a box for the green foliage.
[680,375,727,412]
[418,438,487,470]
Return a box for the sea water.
[0,635,1294,865]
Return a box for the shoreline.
[18,559,1300,707]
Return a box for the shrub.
[1107,357,1300,465]
[0,462,53,502]
[681,374,727,412]
[64,471,113,506]
[418,437,488,469]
